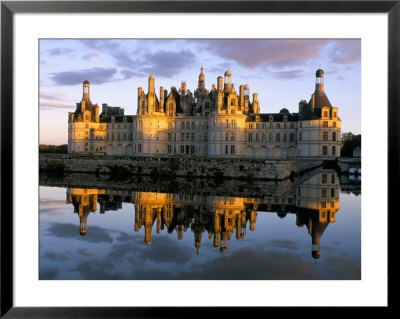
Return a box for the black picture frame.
[1,1,395,317]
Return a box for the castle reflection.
[66,169,340,259]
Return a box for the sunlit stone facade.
[68,68,341,159]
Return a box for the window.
[323,111,328,117]
[331,174,335,183]
[276,123,280,129]
[226,132,229,141]
[186,133,190,141]
[332,132,337,141]
[299,132,302,141]
[231,132,235,141]
[290,133,294,142]
[323,131,328,141]
[138,144,142,153]
[300,122,302,128]
[269,133,273,142]
[332,146,336,156]
[180,145,185,153]
[168,133,172,141]
[249,123,253,129]
[262,133,266,141]
[290,122,294,129]
[230,145,235,154]
[168,145,172,154]
[168,122,173,129]
[191,122,195,130]
[226,119,229,128]
[321,202,326,208]
[331,188,335,197]
[283,133,287,142]
[269,115,273,121]
[191,133,195,142]
[322,146,328,155]
[276,133,280,142]
[333,111,337,118]
[333,121,337,128]
[321,189,327,198]
[191,145,195,154]
[323,121,328,127]
[123,133,126,140]
[181,133,184,141]
[283,115,288,121]
[225,145,228,154]
[322,174,327,183]
[256,133,259,142]
[181,122,185,130]
[248,133,253,142]
[205,102,209,109]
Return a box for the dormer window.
[111,116,115,123]
[269,115,274,121]
[283,115,288,121]
[256,116,260,122]
[123,117,127,123]
[333,111,337,118]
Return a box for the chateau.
[68,68,341,159]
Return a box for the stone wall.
[39,154,323,180]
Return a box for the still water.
[39,169,361,280]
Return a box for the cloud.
[47,47,75,56]
[268,69,306,80]
[77,248,96,259]
[51,67,118,85]
[40,101,74,110]
[40,92,67,101]
[263,239,302,250]
[40,199,66,207]
[329,40,361,64]
[39,267,60,280]
[42,251,71,262]
[40,91,74,110]
[45,223,114,243]
[193,39,330,68]
[141,50,196,77]
[82,50,100,61]
[322,256,361,279]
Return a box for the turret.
[252,93,259,114]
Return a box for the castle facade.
[68,68,341,159]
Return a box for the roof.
[246,112,298,122]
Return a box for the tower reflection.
[66,169,340,259]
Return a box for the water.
[39,169,361,280]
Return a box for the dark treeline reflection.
[64,168,348,259]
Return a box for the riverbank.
[39,153,323,180]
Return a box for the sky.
[39,39,361,145]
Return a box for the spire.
[198,66,205,89]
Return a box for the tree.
[341,132,361,157]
